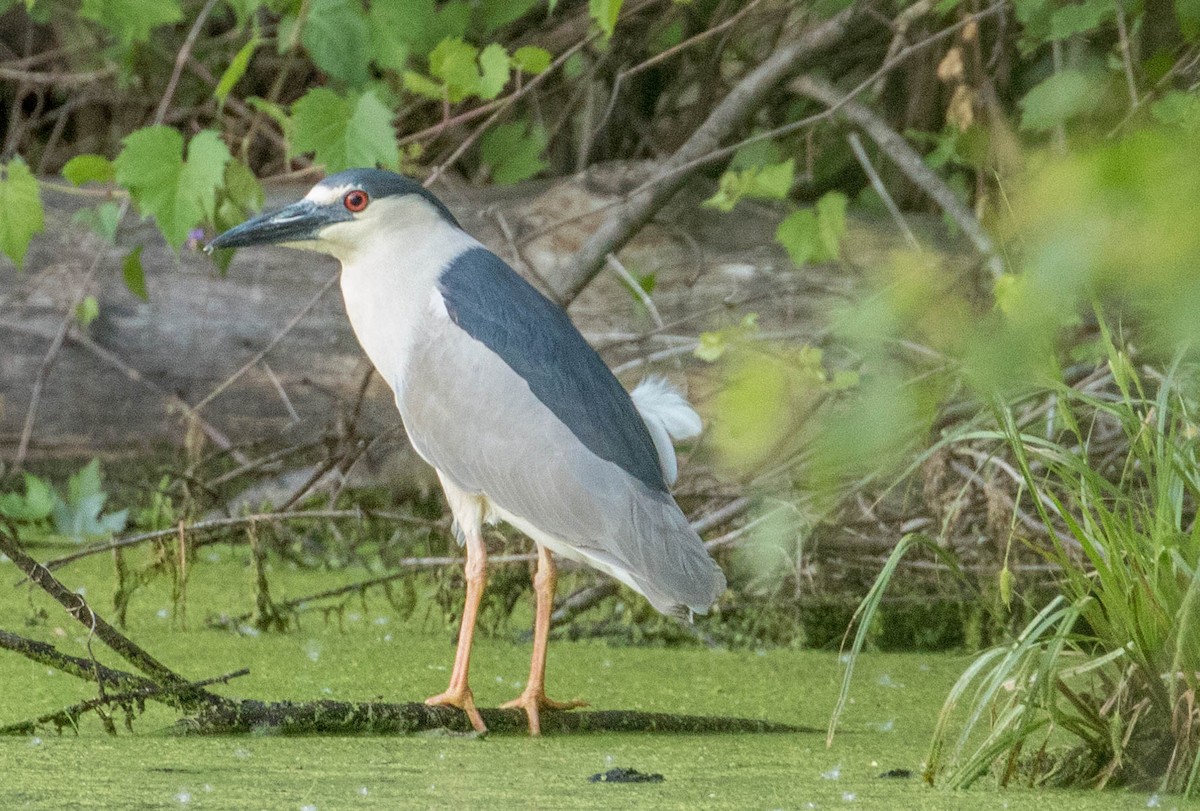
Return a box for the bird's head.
[207,169,459,262]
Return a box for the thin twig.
[37,508,438,574]
[154,0,220,125]
[423,33,599,188]
[606,254,664,330]
[0,523,210,705]
[792,73,1003,279]
[846,132,919,250]
[0,65,116,86]
[551,3,864,305]
[192,273,339,412]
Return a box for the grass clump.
[925,342,1200,794]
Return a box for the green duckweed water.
[0,545,1194,809]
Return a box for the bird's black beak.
[206,199,346,252]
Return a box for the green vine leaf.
[114,127,232,249]
[429,37,482,102]
[62,154,115,185]
[216,35,260,105]
[122,245,148,301]
[589,0,623,36]
[478,43,511,100]
[776,191,847,267]
[480,121,548,184]
[80,0,182,47]
[303,0,371,87]
[511,45,551,75]
[291,88,398,173]
[0,157,44,269]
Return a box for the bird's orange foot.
[501,689,588,736]
[426,687,487,733]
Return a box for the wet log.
[178,699,808,736]
[0,165,849,467]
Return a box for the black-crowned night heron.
[209,169,726,734]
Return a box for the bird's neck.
[337,211,479,397]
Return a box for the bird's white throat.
[334,196,479,397]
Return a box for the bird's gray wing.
[396,250,724,615]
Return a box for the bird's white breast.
[335,196,480,398]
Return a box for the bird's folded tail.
[630,375,702,486]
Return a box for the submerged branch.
[179,699,809,736]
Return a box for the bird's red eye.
[344,190,369,212]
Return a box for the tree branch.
[790,73,1003,279]
[550,3,867,305]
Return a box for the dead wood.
[552,3,867,305]
[0,523,217,709]
[178,699,809,736]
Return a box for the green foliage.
[925,358,1200,793]
[122,246,148,301]
[75,295,100,328]
[369,0,469,62]
[80,0,182,47]
[1019,70,1104,132]
[215,35,260,106]
[511,45,552,75]
[0,474,56,522]
[114,127,231,249]
[290,88,398,173]
[407,37,534,102]
[62,155,116,186]
[589,0,624,36]
[52,459,129,540]
[0,157,43,269]
[703,159,794,212]
[479,120,548,184]
[1,461,128,540]
[71,202,122,244]
[303,0,372,87]
[775,191,848,267]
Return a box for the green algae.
[1,549,1195,809]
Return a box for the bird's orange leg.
[501,545,586,735]
[425,526,488,733]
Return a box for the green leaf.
[114,125,231,247]
[291,88,398,173]
[52,459,128,541]
[479,0,539,33]
[777,190,847,266]
[369,0,469,59]
[815,190,848,259]
[62,154,115,185]
[511,45,552,75]
[303,0,371,87]
[403,70,446,100]
[71,201,122,243]
[1151,91,1200,132]
[703,159,794,211]
[429,37,481,102]
[80,0,182,46]
[114,127,232,248]
[479,121,548,184]
[216,36,259,105]
[122,246,148,301]
[589,0,623,35]
[478,43,511,100]
[368,6,412,72]
[0,157,44,268]
[0,473,55,522]
[76,295,99,328]
[1019,70,1102,132]
[1047,0,1113,40]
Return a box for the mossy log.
[178,699,809,736]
